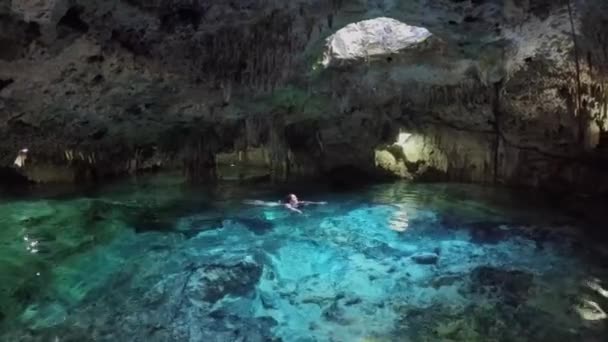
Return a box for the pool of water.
[0,175,607,341]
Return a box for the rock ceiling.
[0,0,607,190]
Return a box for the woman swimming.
[244,193,326,214]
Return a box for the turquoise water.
[0,175,607,341]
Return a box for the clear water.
[1,175,607,341]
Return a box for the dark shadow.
[24,22,40,41]
[0,78,14,91]
[57,6,89,38]
[325,165,379,191]
[160,7,202,33]
[0,167,32,194]
[232,217,275,235]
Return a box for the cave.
[1,1,608,340]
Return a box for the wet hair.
[284,194,296,203]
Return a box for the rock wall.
[1,0,608,193]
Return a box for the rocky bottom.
[0,179,607,341]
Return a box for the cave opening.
[321,17,434,68]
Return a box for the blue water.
[1,175,607,341]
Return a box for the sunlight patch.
[394,131,424,162]
[13,148,28,168]
[389,204,409,232]
[396,132,413,145]
[586,279,608,298]
[322,17,433,67]
[575,299,607,321]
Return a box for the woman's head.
[285,193,298,204]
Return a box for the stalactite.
[567,0,586,144]
[492,80,504,183]
[267,115,290,181]
[221,81,232,104]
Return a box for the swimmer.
[283,193,328,214]
[244,193,326,214]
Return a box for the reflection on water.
[0,175,607,341]
[388,204,409,232]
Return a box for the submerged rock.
[342,294,363,306]
[177,214,224,232]
[411,252,439,265]
[363,241,413,260]
[0,252,268,341]
[468,222,512,244]
[468,266,534,306]
[259,291,278,309]
[394,302,585,342]
[188,260,264,303]
[225,217,275,235]
[429,274,463,289]
[322,302,351,325]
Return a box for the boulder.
[411,252,439,265]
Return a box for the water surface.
[1,175,607,341]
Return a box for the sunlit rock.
[585,279,608,298]
[374,149,410,178]
[13,148,28,168]
[322,17,434,68]
[575,299,607,321]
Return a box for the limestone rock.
[374,149,410,179]
[0,0,606,192]
[322,17,435,68]
[10,0,65,24]
[575,299,607,321]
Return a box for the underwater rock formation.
[1,0,608,191]
[2,237,269,341]
[1,181,608,340]
[410,251,439,265]
[468,266,534,306]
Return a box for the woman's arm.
[285,204,303,214]
[299,201,327,206]
[244,200,282,207]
